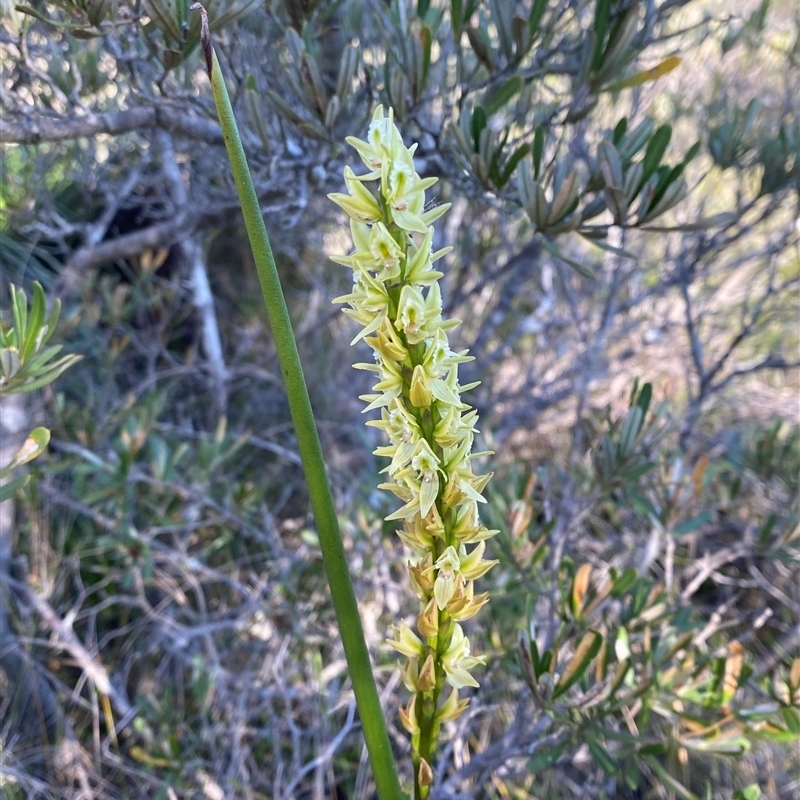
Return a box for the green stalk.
[190,7,404,799]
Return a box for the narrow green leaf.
[612,567,638,597]
[533,126,545,178]
[144,0,182,41]
[528,739,568,771]
[672,510,713,536]
[451,0,463,39]
[2,354,83,395]
[622,757,640,790]
[757,725,798,743]
[14,4,98,31]
[681,735,751,756]
[586,734,616,775]
[591,0,612,70]
[643,756,700,799]
[613,117,628,145]
[484,76,523,117]
[490,0,513,60]
[640,212,736,232]
[758,513,777,546]
[21,282,46,362]
[782,707,800,735]
[578,233,637,259]
[12,285,27,349]
[528,0,547,38]
[608,658,631,698]
[86,0,112,27]
[635,382,652,417]
[420,25,432,87]
[684,140,702,164]
[193,13,403,796]
[540,236,596,280]
[747,0,770,33]
[0,473,30,502]
[466,25,494,73]
[599,4,639,80]
[618,405,643,457]
[471,106,487,152]
[640,125,672,188]
[646,163,682,213]
[498,143,530,188]
[41,298,61,348]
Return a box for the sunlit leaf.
[603,55,681,92]
[572,563,592,617]
[553,629,603,698]
[1,427,50,475]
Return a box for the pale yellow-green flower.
[441,624,485,689]
[329,104,498,789]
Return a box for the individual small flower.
[404,227,449,285]
[435,686,470,724]
[458,540,499,582]
[397,519,434,556]
[407,553,435,598]
[410,440,441,517]
[447,580,490,621]
[381,151,436,233]
[387,621,426,658]
[400,657,420,692]
[441,624,485,689]
[396,285,428,343]
[345,106,399,173]
[369,222,405,278]
[433,547,461,610]
[398,693,420,735]
[328,166,382,222]
[365,320,409,363]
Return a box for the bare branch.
[0,106,223,146]
[53,215,188,298]
[6,574,135,724]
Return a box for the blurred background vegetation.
[0,0,798,797]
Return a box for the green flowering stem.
[190,7,404,800]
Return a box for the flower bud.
[442,470,465,507]
[417,597,439,638]
[444,575,469,614]
[409,365,433,408]
[400,657,420,692]
[418,758,433,786]
[418,654,437,692]
[408,554,434,597]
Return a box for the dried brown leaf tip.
[190,3,212,77]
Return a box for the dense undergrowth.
[1,0,799,796]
